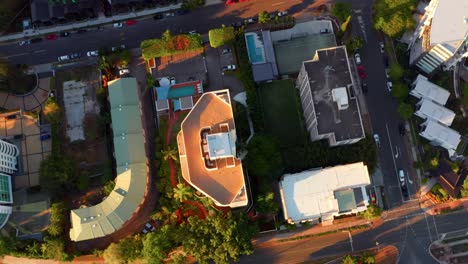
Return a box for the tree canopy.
[397,102,414,120]
[141,30,203,60]
[461,176,468,198]
[391,82,409,100]
[256,192,279,214]
[332,2,352,23]
[258,11,270,24]
[361,204,382,220]
[39,152,77,196]
[103,235,143,264]
[47,202,66,237]
[208,26,235,48]
[388,63,404,81]
[345,37,363,53]
[373,0,417,38]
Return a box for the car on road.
[125,20,136,26]
[58,55,70,62]
[119,69,130,76]
[46,34,57,40]
[278,11,288,17]
[231,21,243,28]
[87,50,99,57]
[113,22,123,28]
[398,169,406,185]
[401,185,409,197]
[386,81,393,92]
[70,52,81,59]
[222,48,231,54]
[399,123,406,136]
[170,77,176,85]
[165,12,175,17]
[357,65,366,79]
[187,30,197,35]
[379,42,385,53]
[245,17,256,24]
[383,55,389,67]
[361,83,368,94]
[19,40,30,46]
[354,53,361,65]
[385,68,390,78]
[111,44,126,52]
[223,64,237,71]
[373,134,380,148]
[60,32,70,37]
[153,14,163,20]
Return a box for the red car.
[125,20,136,26]
[46,34,57,40]
[225,0,235,4]
[357,65,366,79]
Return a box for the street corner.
[375,245,399,264]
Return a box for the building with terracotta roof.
[437,158,467,198]
[177,90,248,208]
[69,78,148,241]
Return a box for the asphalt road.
[347,0,417,208]
[241,211,468,264]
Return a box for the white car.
[113,22,123,28]
[398,169,405,185]
[145,223,156,232]
[119,69,130,76]
[170,77,176,85]
[278,11,288,17]
[58,55,70,62]
[373,134,380,148]
[387,81,393,92]
[86,50,99,57]
[223,64,236,71]
[379,42,385,53]
[111,44,126,52]
[354,53,361,65]
[19,40,30,46]
[187,30,197,35]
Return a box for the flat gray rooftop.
[304,47,364,142]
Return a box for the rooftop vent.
[332,87,349,110]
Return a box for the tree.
[374,0,417,38]
[460,177,468,198]
[397,102,414,120]
[162,29,172,41]
[180,212,256,263]
[41,237,69,261]
[362,204,382,220]
[256,192,279,214]
[43,98,62,124]
[258,11,270,24]
[388,63,404,81]
[331,2,352,23]
[360,251,376,264]
[161,147,178,161]
[103,243,125,264]
[0,236,15,257]
[47,202,66,237]
[208,26,235,48]
[173,183,193,202]
[119,235,143,262]
[341,254,358,264]
[143,225,177,264]
[391,82,409,100]
[39,153,77,196]
[345,37,363,53]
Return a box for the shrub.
[374,0,417,38]
[141,31,202,59]
[258,11,270,23]
[332,2,352,23]
[208,26,235,48]
[361,204,382,220]
[47,202,66,237]
[397,102,414,120]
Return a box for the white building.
[410,75,450,105]
[0,173,13,229]
[408,0,468,74]
[0,139,19,174]
[415,99,455,126]
[279,162,370,224]
[420,120,461,157]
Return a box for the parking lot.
[151,49,207,84]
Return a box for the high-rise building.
[0,139,19,174]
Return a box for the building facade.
[0,139,19,175]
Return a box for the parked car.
[165,12,175,17]
[187,30,197,35]
[58,55,70,62]
[357,65,366,79]
[153,14,163,20]
[113,22,123,28]
[60,32,70,37]
[383,55,389,67]
[398,123,406,136]
[245,18,256,24]
[231,21,243,28]
[222,48,232,54]
[40,134,51,141]
[278,11,288,17]
[119,69,130,76]
[354,53,361,64]
[170,77,176,85]
[142,228,149,234]
[145,223,156,232]
[379,42,385,53]
[125,20,136,26]
[70,52,81,59]
[87,50,99,57]
[111,44,126,52]
[385,68,390,78]
[46,34,57,40]
[386,81,393,92]
[373,133,380,148]
[223,64,236,71]
[401,185,409,197]
[19,40,30,46]
[361,83,368,94]
[398,169,406,185]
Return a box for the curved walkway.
[0,77,50,111]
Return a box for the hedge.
[208,26,235,48]
[141,33,203,60]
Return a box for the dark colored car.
[30,38,42,43]
[5,114,16,120]
[153,14,163,20]
[70,52,81,59]
[399,123,406,136]
[383,55,389,68]
[60,32,70,37]
[40,134,51,141]
[401,186,409,198]
[176,9,190,15]
[361,83,368,94]
[46,34,57,40]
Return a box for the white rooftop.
[420,120,461,152]
[430,0,468,51]
[332,87,349,110]
[411,75,450,105]
[279,162,370,223]
[416,99,456,126]
[207,132,234,160]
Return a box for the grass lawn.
[259,79,306,148]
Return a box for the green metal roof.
[0,173,13,204]
[69,78,147,242]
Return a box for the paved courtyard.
[152,49,207,84]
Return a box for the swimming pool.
[245,33,266,64]
[168,85,195,99]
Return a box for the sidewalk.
[421,197,468,216]
[0,3,181,43]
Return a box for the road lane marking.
[2,53,28,58]
[386,123,405,202]
[272,2,284,6]
[423,212,434,242]
[356,15,368,43]
[34,50,46,53]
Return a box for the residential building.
[415,99,455,126]
[410,75,450,105]
[154,79,203,115]
[69,78,148,241]
[436,158,467,198]
[420,120,461,157]
[279,162,371,224]
[0,139,19,174]
[0,173,13,229]
[30,0,99,25]
[408,0,468,74]
[177,90,248,208]
[296,46,365,146]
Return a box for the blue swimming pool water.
[168,85,195,99]
[245,34,265,64]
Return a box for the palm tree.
[173,183,192,202]
[161,147,178,161]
